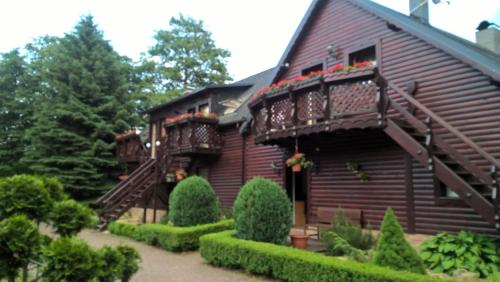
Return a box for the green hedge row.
[108,219,234,252]
[200,231,456,282]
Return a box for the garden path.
[78,229,270,282]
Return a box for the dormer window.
[301,63,323,76]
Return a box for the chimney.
[476,28,500,55]
[409,0,429,24]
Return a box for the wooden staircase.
[376,73,500,230]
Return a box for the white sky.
[0,0,499,81]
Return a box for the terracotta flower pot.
[292,164,302,172]
[290,233,309,249]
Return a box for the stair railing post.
[425,116,434,171]
[490,165,500,230]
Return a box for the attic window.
[301,63,323,76]
[187,107,195,114]
[348,46,376,66]
[198,103,209,114]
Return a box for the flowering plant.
[286,153,310,169]
[164,112,217,124]
[252,61,374,100]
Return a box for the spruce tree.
[0,50,34,176]
[23,16,139,198]
[374,208,426,274]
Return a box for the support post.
[404,153,416,233]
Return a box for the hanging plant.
[175,169,187,181]
[286,153,310,173]
[346,161,368,182]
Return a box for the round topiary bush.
[168,176,219,227]
[233,177,292,244]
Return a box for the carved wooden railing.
[249,67,382,143]
[380,75,499,228]
[164,116,222,155]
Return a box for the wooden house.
[97,0,500,235]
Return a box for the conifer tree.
[0,50,34,176]
[374,208,426,274]
[23,16,139,198]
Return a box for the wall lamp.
[271,161,282,176]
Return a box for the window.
[301,63,323,76]
[348,46,376,66]
[187,107,195,114]
[438,182,460,199]
[198,103,209,114]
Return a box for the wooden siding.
[309,131,409,230]
[412,160,498,235]
[276,0,500,233]
[209,126,244,208]
[245,135,285,187]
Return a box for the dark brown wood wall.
[276,0,500,233]
[244,135,285,186]
[309,131,409,230]
[209,126,244,209]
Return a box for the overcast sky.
[0,0,499,81]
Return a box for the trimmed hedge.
[108,219,233,251]
[200,231,456,282]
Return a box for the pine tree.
[23,16,139,198]
[374,208,426,274]
[0,50,34,176]
[148,14,232,99]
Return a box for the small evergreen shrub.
[233,177,292,244]
[96,246,125,282]
[374,208,426,274]
[0,215,41,281]
[49,199,97,236]
[0,174,52,222]
[40,176,67,202]
[328,208,375,250]
[200,231,450,282]
[322,231,370,262]
[420,231,499,278]
[108,219,234,251]
[168,176,219,227]
[41,237,99,282]
[116,245,141,282]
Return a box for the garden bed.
[200,230,456,282]
[108,219,234,252]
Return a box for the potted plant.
[290,229,309,249]
[286,153,310,172]
[175,169,187,181]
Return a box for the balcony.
[115,131,146,163]
[164,115,222,156]
[249,66,385,144]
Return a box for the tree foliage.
[148,14,231,98]
[374,208,426,274]
[233,177,292,244]
[0,215,41,282]
[168,176,219,227]
[0,174,52,222]
[49,199,96,237]
[22,16,139,198]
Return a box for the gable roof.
[271,0,500,83]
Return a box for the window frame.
[344,39,382,69]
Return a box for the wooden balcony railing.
[164,116,222,156]
[249,67,384,144]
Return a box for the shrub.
[374,208,426,274]
[0,174,52,222]
[108,219,234,251]
[41,236,98,282]
[233,177,292,244]
[420,231,500,278]
[95,246,125,282]
[40,176,67,202]
[168,176,219,227]
[0,215,41,281]
[328,208,375,250]
[322,231,370,262]
[49,199,97,236]
[116,245,141,282]
[200,231,452,282]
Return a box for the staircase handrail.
[382,77,500,175]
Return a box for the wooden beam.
[404,153,416,233]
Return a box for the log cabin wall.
[244,134,284,186]
[274,0,500,234]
